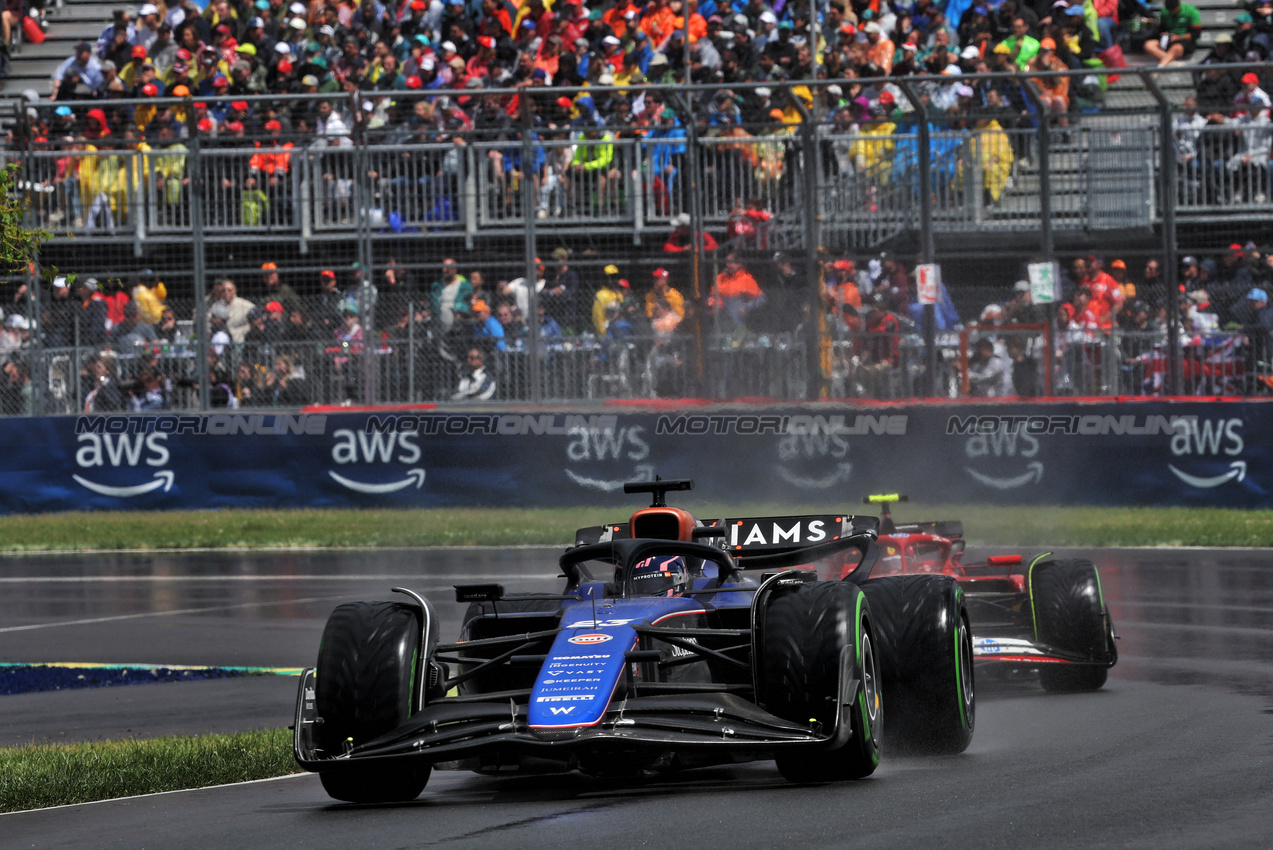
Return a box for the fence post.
[353,118,376,405]
[789,92,822,400]
[463,142,477,250]
[27,253,42,415]
[186,104,210,411]
[1020,81,1056,397]
[1145,71,1182,396]
[131,156,144,258]
[520,99,541,403]
[677,93,706,397]
[298,155,311,249]
[897,80,937,398]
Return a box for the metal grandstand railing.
[18,325,1266,415]
[11,67,1271,247]
[4,65,1273,409]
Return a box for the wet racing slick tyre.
[859,574,975,755]
[315,601,431,803]
[760,582,882,783]
[1030,559,1115,693]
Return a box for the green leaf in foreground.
[0,729,297,813]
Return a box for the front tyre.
[860,574,975,755]
[315,601,431,803]
[1030,559,1115,692]
[761,582,882,783]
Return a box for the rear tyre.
[761,582,881,783]
[860,574,975,755]
[316,601,430,803]
[1030,559,1115,693]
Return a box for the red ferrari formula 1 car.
[863,495,1118,692]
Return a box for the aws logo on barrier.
[329,429,424,494]
[74,432,174,497]
[775,427,852,490]
[1168,418,1246,489]
[962,428,1042,491]
[564,424,652,492]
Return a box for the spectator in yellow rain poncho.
[969,117,1015,204]
[147,123,188,215]
[78,143,127,233]
[756,109,792,185]
[849,106,898,184]
[132,272,168,325]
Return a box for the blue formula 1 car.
[293,479,976,803]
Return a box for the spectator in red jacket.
[663,213,718,254]
[1080,254,1124,327]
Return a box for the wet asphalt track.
[2,546,1272,849]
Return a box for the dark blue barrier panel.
[1,402,1269,514]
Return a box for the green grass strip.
[0,504,1270,552]
[0,728,297,813]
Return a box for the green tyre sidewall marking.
[953,586,970,733]
[1027,552,1054,642]
[854,589,879,765]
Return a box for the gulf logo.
[567,633,612,645]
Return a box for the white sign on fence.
[917,264,941,305]
[1027,262,1060,304]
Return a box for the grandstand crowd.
[1,0,1271,232]
[3,235,1272,413]
[9,0,1273,148]
[2,0,1273,409]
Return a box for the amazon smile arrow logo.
[328,468,425,494]
[965,461,1044,490]
[1168,460,1246,489]
[73,471,174,498]
[566,463,655,492]
[776,462,854,489]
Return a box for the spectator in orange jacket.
[1080,254,1124,327]
[709,253,765,329]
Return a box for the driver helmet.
[625,555,689,598]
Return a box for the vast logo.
[1168,418,1246,488]
[564,425,652,491]
[328,428,424,493]
[73,433,174,497]
[963,429,1043,490]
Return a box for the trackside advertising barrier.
[2,401,1269,514]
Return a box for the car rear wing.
[573,514,880,572]
[888,520,965,540]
